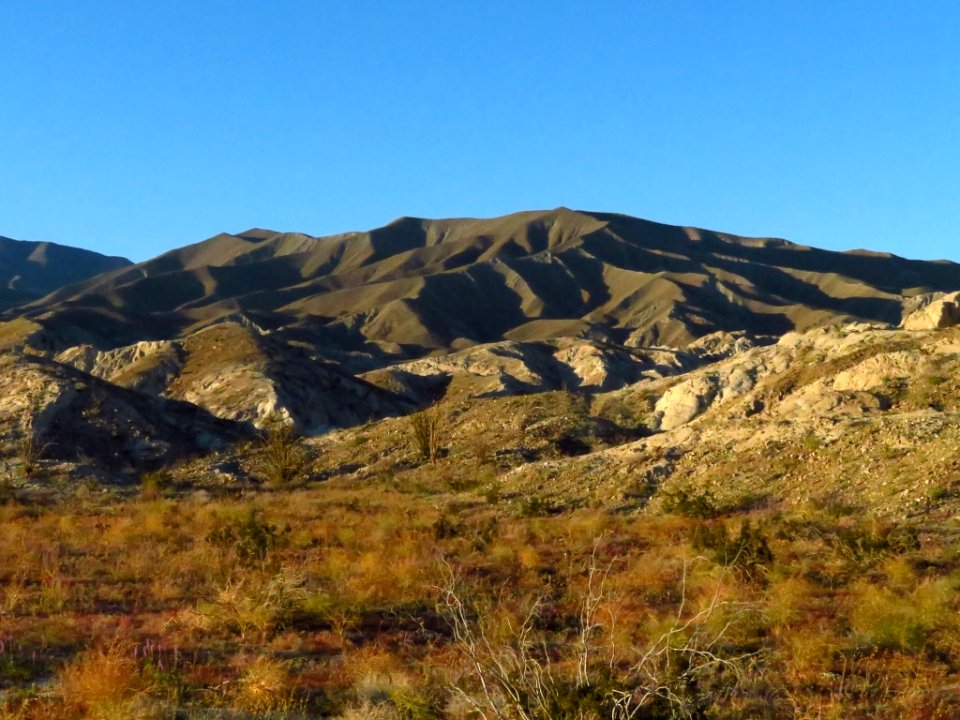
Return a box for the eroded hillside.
[2,296,960,523]
[2,213,960,514]
[11,209,960,354]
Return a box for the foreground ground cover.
[0,473,959,719]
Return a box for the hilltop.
[0,234,130,311]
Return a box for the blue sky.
[2,1,958,262]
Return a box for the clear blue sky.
[2,1,958,262]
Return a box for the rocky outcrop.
[53,323,412,434]
[362,337,718,402]
[0,352,245,473]
[56,340,184,395]
[648,325,913,431]
[901,291,960,330]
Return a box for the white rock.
[901,291,960,330]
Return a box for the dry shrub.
[516,545,540,570]
[464,427,495,469]
[58,641,151,719]
[438,555,754,720]
[561,511,611,546]
[138,471,173,500]
[15,424,45,480]
[849,578,952,652]
[780,625,845,682]
[233,654,298,716]
[764,576,817,631]
[614,549,686,606]
[199,566,307,640]
[340,666,438,720]
[339,698,404,720]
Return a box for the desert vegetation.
[408,405,444,465]
[0,462,958,719]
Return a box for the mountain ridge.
[12,209,960,355]
[0,234,131,311]
[2,209,960,495]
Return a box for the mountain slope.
[20,209,960,352]
[0,235,131,310]
[0,210,959,492]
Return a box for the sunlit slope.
[20,209,960,351]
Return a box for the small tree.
[257,417,308,486]
[409,404,443,464]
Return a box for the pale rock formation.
[901,291,960,330]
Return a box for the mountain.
[17,209,960,353]
[0,235,131,310]
[3,209,960,479]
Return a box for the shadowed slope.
[0,235,130,310]
[15,209,960,353]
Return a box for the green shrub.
[850,580,951,652]
[206,510,291,570]
[389,687,442,720]
[692,520,774,580]
[517,496,554,517]
[929,484,955,503]
[661,487,721,519]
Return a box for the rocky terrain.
[1,209,960,517]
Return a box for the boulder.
[901,291,960,331]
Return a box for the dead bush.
[437,553,754,720]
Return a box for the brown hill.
[5,210,960,480]
[19,209,960,354]
[0,234,130,310]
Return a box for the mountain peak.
[235,228,280,242]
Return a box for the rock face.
[56,322,413,434]
[0,352,245,472]
[901,291,960,330]
[358,334,744,403]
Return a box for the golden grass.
[57,641,151,719]
[0,479,957,718]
